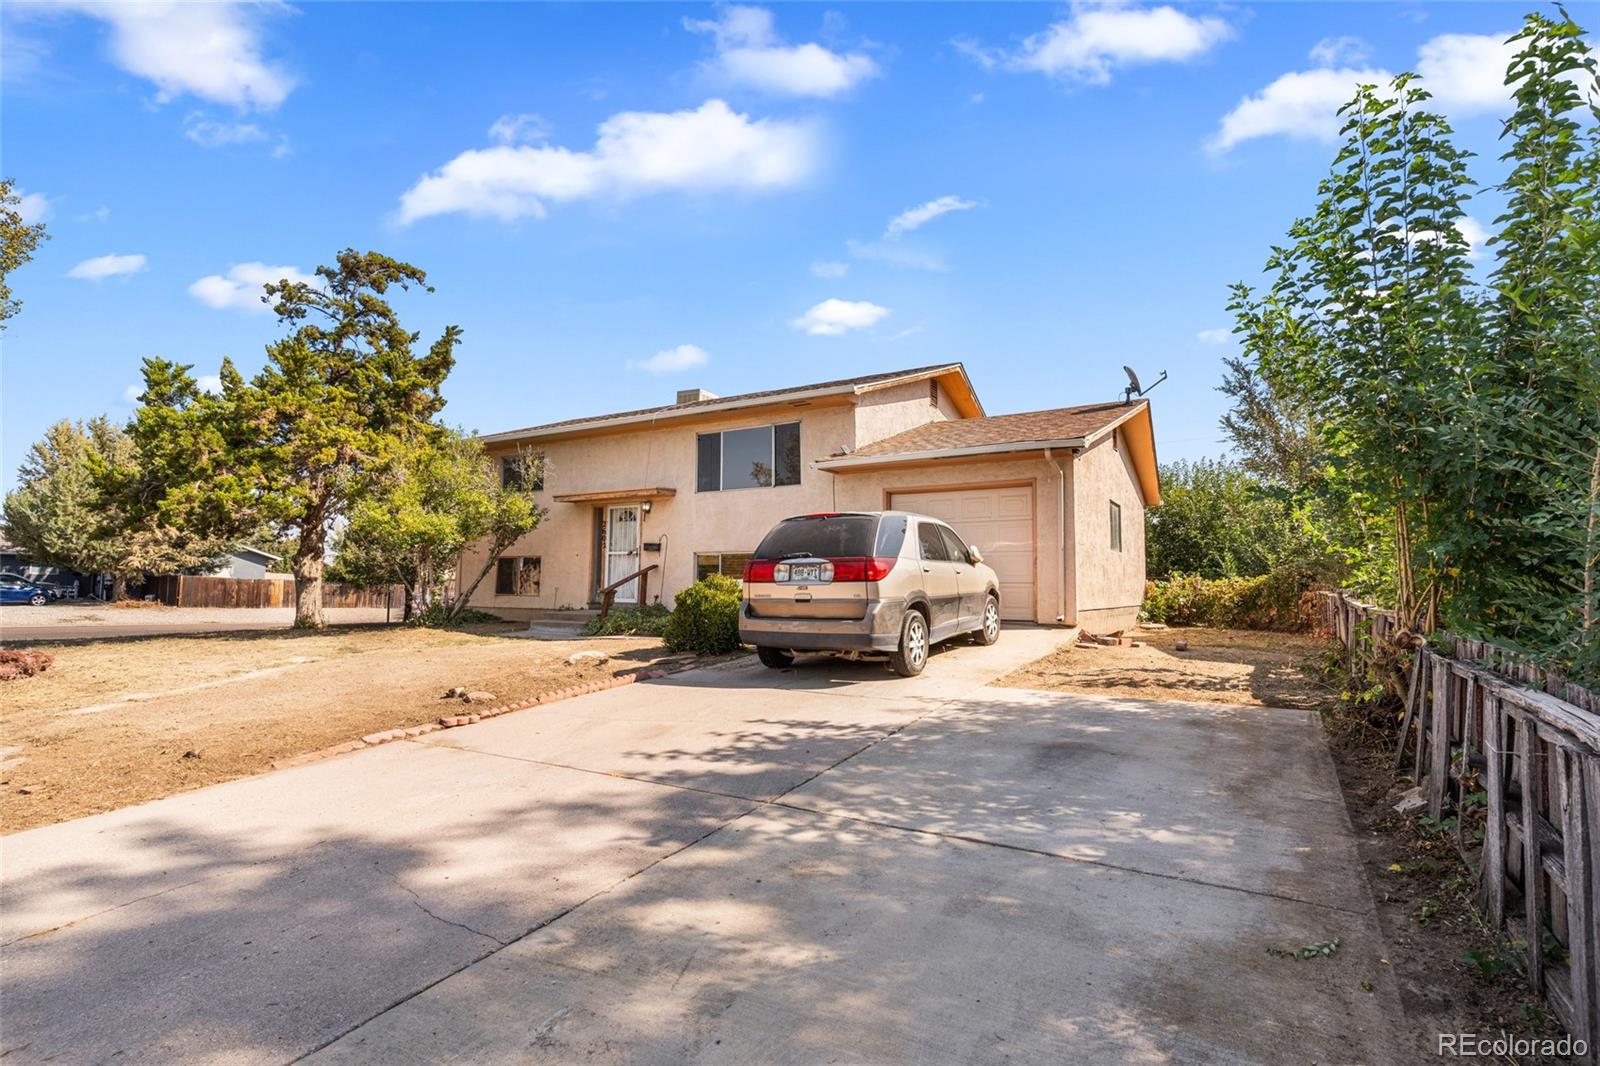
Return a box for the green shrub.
[663,574,742,655]
[1141,570,1312,631]
[582,603,671,637]
[411,603,504,628]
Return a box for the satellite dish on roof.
[1122,365,1168,404]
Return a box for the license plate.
[785,564,824,583]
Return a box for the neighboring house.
[208,546,281,580]
[0,539,88,596]
[464,363,1160,633]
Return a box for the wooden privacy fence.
[1318,591,1599,1056]
[149,575,400,610]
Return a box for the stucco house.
[463,363,1159,633]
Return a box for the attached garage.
[887,485,1035,621]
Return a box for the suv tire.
[757,646,795,669]
[973,594,1001,645]
[888,609,929,677]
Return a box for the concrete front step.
[521,609,599,622]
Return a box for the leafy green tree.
[2,417,224,598]
[331,432,545,622]
[1145,460,1299,580]
[130,251,460,627]
[1230,75,1482,630]
[1464,10,1600,672]
[0,178,48,328]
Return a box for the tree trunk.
[402,579,415,622]
[110,574,128,602]
[292,530,326,629]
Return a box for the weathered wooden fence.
[149,575,399,610]
[1318,592,1599,1057]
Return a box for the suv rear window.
[754,515,880,560]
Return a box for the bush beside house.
[1141,572,1312,631]
[663,574,742,655]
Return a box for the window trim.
[495,555,542,596]
[694,551,754,582]
[694,421,801,492]
[1109,500,1123,552]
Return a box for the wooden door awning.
[551,487,678,504]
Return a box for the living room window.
[495,556,541,595]
[695,552,753,582]
[1109,500,1123,552]
[695,422,800,491]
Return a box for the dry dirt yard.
[1,625,678,833]
[996,625,1328,708]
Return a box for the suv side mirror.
[968,545,983,564]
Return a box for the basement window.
[495,556,541,596]
[695,552,753,582]
[696,422,801,491]
[1110,501,1123,552]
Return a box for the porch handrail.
[597,563,658,619]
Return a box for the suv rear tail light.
[828,556,896,582]
[743,560,776,582]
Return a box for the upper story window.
[501,454,544,491]
[696,422,801,492]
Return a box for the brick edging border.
[268,661,692,771]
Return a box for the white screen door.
[604,506,641,603]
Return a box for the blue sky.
[2,1,1574,492]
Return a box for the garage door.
[889,486,1035,621]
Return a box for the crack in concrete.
[371,863,509,947]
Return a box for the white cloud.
[685,5,879,98]
[1454,216,1490,262]
[1309,36,1371,66]
[195,374,224,394]
[846,238,947,272]
[67,253,147,280]
[810,259,849,278]
[629,343,710,374]
[790,298,890,336]
[77,205,112,223]
[397,99,819,225]
[488,113,552,145]
[1416,33,1518,116]
[183,111,268,147]
[884,195,978,239]
[1196,327,1230,345]
[988,5,1232,84]
[1210,31,1523,154]
[122,384,143,404]
[14,188,51,224]
[1209,66,1391,154]
[189,262,317,312]
[56,0,294,109]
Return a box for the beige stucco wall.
[852,379,955,446]
[463,402,854,615]
[1071,428,1147,633]
[830,455,1071,627]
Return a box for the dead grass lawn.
[995,626,1330,708]
[1,624,676,833]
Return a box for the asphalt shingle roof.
[842,400,1140,458]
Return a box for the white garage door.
[889,485,1035,621]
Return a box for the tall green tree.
[131,250,460,627]
[0,178,48,329]
[330,432,545,621]
[2,417,224,598]
[1464,10,1600,672]
[1230,75,1482,630]
[1145,460,1299,580]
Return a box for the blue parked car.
[0,575,51,606]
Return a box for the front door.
[604,505,641,604]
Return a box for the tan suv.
[739,511,1002,676]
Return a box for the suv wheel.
[757,646,795,669]
[973,594,1000,645]
[888,609,929,677]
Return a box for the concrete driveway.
[1,629,1409,1065]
